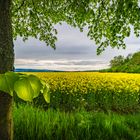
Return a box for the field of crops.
[25,72,140,112]
[14,72,140,139]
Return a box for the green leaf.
[14,77,34,101]
[0,74,10,95]
[0,72,50,103]
[40,80,47,91]
[41,81,50,103]
[40,79,50,103]
[0,72,19,96]
[5,72,19,95]
[43,86,50,103]
[28,75,42,98]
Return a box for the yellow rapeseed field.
[29,72,140,111]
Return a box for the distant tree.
[125,53,132,63]
[130,51,140,65]
[108,51,140,73]
[110,55,125,67]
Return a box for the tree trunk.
[0,93,13,140]
[0,0,14,140]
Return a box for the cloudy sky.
[14,23,140,71]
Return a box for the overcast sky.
[14,23,140,71]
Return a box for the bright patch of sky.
[14,23,140,71]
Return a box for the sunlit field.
[14,72,140,140]
[24,72,140,113]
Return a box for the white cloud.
[15,59,109,71]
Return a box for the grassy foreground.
[13,104,140,140]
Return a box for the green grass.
[13,104,140,140]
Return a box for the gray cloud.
[14,23,140,71]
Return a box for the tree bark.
[0,0,14,140]
[0,93,13,140]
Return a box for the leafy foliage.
[107,51,140,73]
[0,72,50,103]
[11,0,140,54]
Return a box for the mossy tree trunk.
[0,0,14,140]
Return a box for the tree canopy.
[11,0,140,54]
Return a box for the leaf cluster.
[0,72,50,103]
[12,0,140,54]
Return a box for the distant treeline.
[101,51,140,73]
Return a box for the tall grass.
[13,104,140,140]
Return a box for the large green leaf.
[28,75,42,98]
[0,72,19,96]
[14,77,34,101]
[5,72,19,94]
